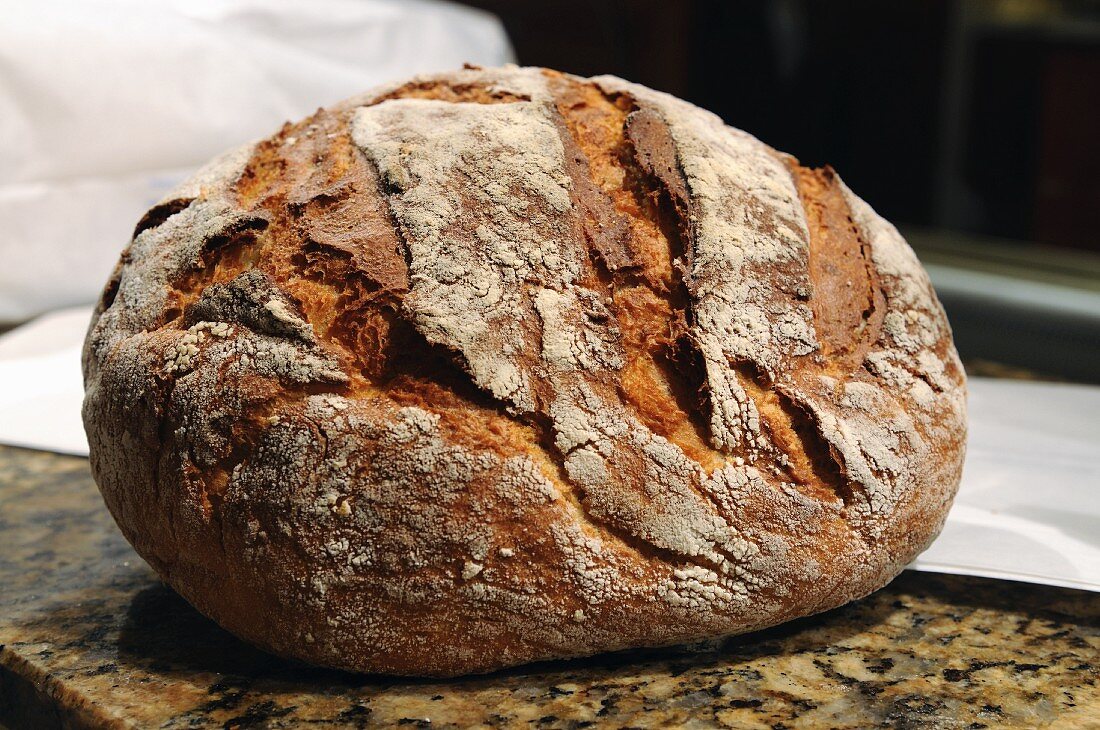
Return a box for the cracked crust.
[82,65,967,677]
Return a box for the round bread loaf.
[82,65,967,677]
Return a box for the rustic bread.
[82,65,967,677]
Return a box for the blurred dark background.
[467,0,1099,249]
[467,0,1100,381]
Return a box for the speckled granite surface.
[1,444,1097,729]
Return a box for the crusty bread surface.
[82,66,967,677]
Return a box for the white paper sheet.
[908,378,1100,592]
[0,307,90,456]
[1,308,1097,591]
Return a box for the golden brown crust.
[82,66,966,677]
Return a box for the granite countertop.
[1,444,1097,729]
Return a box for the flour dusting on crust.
[83,65,967,677]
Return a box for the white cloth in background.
[0,0,513,323]
[0,308,1097,592]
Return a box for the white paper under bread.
[907,377,1100,592]
[0,307,1096,592]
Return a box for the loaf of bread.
[82,65,967,677]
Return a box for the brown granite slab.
[0,443,1097,729]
